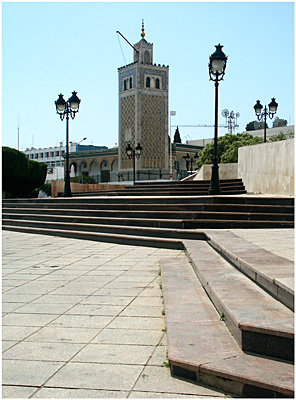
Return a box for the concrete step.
[2,218,206,241]
[3,201,293,214]
[3,195,294,206]
[3,206,293,222]
[184,240,294,362]
[2,224,184,250]
[161,257,294,398]
[204,230,294,311]
[3,212,293,230]
[73,188,247,197]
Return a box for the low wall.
[194,163,238,181]
[238,139,294,195]
[51,181,128,198]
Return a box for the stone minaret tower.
[118,22,169,179]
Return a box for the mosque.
[69,23,202,182]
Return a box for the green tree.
[173,126,182,143]
[196,133,264,168]
[272,117,287,128]
[245,120,268,131]
[2,146,47,197]
[268,132,287,142]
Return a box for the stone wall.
[194,163,238,181]
[51,181,128,198]
[238,139,294,195]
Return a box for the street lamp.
[55,91,81,197]
[254,98,278,142]
[126,142,142,184]
[185,152,199,173]
[208,44,227,195]
[169,111,176,180]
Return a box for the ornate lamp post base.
[208,164,221,195]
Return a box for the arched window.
[129,77,132,89]
[156,78,160,89]
[146,77,150,88]
[124,80,127,91]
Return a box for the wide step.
[161,256,294,398]
[184,240,294,362]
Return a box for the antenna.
[17,114,20,150]
[116,31,139,54]
[117,33,127,65]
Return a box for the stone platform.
[2,228,294,398]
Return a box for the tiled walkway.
[2,231,228,398]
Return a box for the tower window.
[146,77,150,88]
[129,77,132,89]
[124,80,127,91]
[144,50,150,64]
[156,78,160,89]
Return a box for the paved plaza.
[2,231,233,398]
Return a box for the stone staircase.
[161,231,294,398]
[2,196,294,247]
[72,178,247,197]
[2,194,294,397]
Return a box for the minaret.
[118,21,169,179]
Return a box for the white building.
[24,142,107,182]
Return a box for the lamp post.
[55,91,81,197]
[126,142,142,184]
[169,111,176,180]
[254,98,278,142]
[208,44,227,195]
[185,152,199,173]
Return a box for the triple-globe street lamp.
[254,98,278,142]
[55,91,81,197]
[126,142,143,184]
[208,44,227,195]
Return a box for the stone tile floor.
[2,231,230,398]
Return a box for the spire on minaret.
[141,19,145,38]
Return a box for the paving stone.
[72,343,155,364]
[2,385,39,398]
[107,316,165,331]
[24,326,101,343]
[91,328,164,345]
[2,325,41,341]
[31,388,129,398]
[45,362,143,391]
[2,359,63,386]
[47,314,114,329]
[3,341,85,362]
[2,312,59,327]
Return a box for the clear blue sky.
[2,1,294,151]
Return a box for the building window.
[50,152,54,157]
[144,50,150,64]
[40,153,44,158]
[129,77,132,89]
[156,78,160,89]
[55,151,59,157]
[35,154,39,159]
[30,154,34,159]
[124,80,127,91]
[45,152,49,158]
[146,77,150,88]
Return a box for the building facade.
[67,24,202,183]
[24,142,107,182]
[118,24,169,179]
